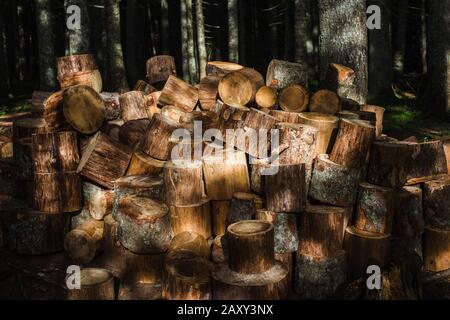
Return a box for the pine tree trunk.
[160,0,170,54]
[34,0,57,91]
[104,0,128,92]
[426,1,450,117]
[318,0,368,104]
[65,0,90,55]
[196,0,207,78]
[392,0,407,76]
[294,0,310,65]
[228,0,239,63]
[0,1,9,93]
[180,0,189,81]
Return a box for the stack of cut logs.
[0,53,450,300]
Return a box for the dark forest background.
[0,1,449,122]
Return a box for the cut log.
[343,226,390,281]
[66,268,114,300]
[118,119,150,149]
[226,192,258,226]
[64,219,104,264]
[270,110,302,123]
[63,85,105,134]
[423,178,450,230]
[31,131,79,173]
[202,148,250,200]
[392,186,424,239]
[122,251,165,285]
[211,235,227,264]
[59,70,102,93]
[330,119,376,168]
[83,182,114,220]
[249,158,270,195]
[163,257,212,300]
[424,226,450,272]
[266,59,307,90]
[134,80,157,94]
[5,210,70,255]
[309,90,341,115]
[255,86,278,110]
[31,91,52,116]
[158,75,198,112]
[279,84,309,113]
[199,75,220,111]
[205,61,243,77]
[146,55,177,85]
[102,214,125,274]
[212,200,230,236]
[43,91,68,131]
[256,210,298,254]
[145,92,161,118]
[354,182,395,234]
[163,160,205,206]
[298,205,345,257]
[444,139,450,173]
[100,92,121,120]
[218,68,264,108]
[57,54,98,79]
[77,132,132,189]
[226,220,275,274]
[265,164,306,213]
[115,195,172,254]
[112,175,165,207]
[126,151,165,176]
[324,63,356,98]
[167,231,210,261]
[309,154,362,207]
[119,91,149,122]
[101,119,123,141]
[337,110,360,120]
[295,252,347,299]
[298,112,339,155]
[340,98,360,111]
[212,263,289,300]
[140,114,180,161]
[169,197,212,239]
[360,105,385,137]
[275,252,293,288]
[33,172,82,213]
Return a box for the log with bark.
[167,231,210,261]
[266,59,307,90]
[270,110,302,123]
[158,75,199,112]
[206,61,243,77]
[169,197,212,239]
[126,151,165,176]
[278,84,309,113]
[101,214,126,274]
[63,85,105,134]
[354,182,395,234]
[218,68,264,108]
[83,182,114,220]
[119,91,149,122]
[199,75,221,111]
[115,195,172,254]
[66,268,114,300]
[226,192,258,226]
[31,91,52,116]
[424,226,450,272]
[392,186,424,239]
[343,226,390,281]
[118,119,150,149]
[249,158,270,195]
[255,86,278,111]
[59,70,102,93]
[309,90,341,115]
[444,139,450,173]
[146,55,177,86]
[101,120,123,141]
[298,112,339,155]
[77,132,132,189]
[256,210,298,254]
[423,178,450,230]
[324,63,356,98]
[265,164,306,213]
[212,200,230,237]
[64,219,104,264]
[329,118,376,168]
[360,105,385,137]
[309,154,362,207]
[134,80,157,95]
[57,54,98,79]
[43,91,67,131]
[112,175,165,210]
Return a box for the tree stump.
[279,84,309,113]
[309,154,362,207]
[5,210,70,255]
[126,151,165,176]
[354,182,395,234]
[199,75,220,111]
[34,172,82,213]
[227,192,258,226]
[265,164,306,213]
[140,114,179,161]
[83,182,114,220]
[360,105,385,137]
[392,186,424,239]
[255,86,278,110]
[309,90,341,115]
[63,85,105,134]
[169,197,212,239]
[329,118,376,168]
[324,63,356,98]
[64,219,104,264]
[270,110,302,123]
[343,226,390,281]
[423,178,450,230]
[163,160,205,206]
[66,268,114,300]
[118,119,150,149]
[295,252,347,299]
[298,112,339,155]
[77,132,132,189]
[212,200,230,236]
[115,195,172,254]
[256,210,299,254]
[298,205,345,257]
[206,61,243,77]
[134,80,157,94]
[163,258,212,300]
[424,226,450,272]
[146,55,177,85]
[218,68,264,107]
[266,59,307,90]
[119,91,149,122]
[31,131,79,173]
[158,75,198,112]
[202,148,250,200]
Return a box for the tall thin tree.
[186,0,198,83]
[392,0,407,76]
[64,0,90,55]
[318,0,368,104]
[294,0,310,64]
[0,1,9,94]
[196,0,207,78]
[160,0,170,54]
[180,0,190,81]
[228,0,239,63]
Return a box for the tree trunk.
[393,0,408,76]
[266,59,308,90]
[318,0,368,104]
[65,0,90,55]
[196,0,207,78]
[228,0,239,63]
